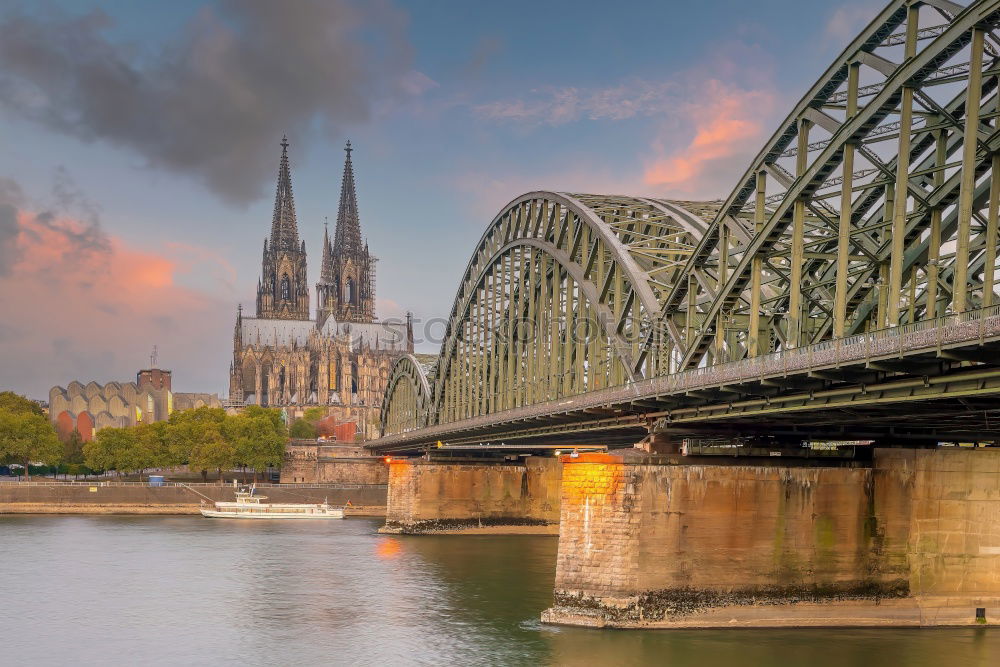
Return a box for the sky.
[0,0,884,399]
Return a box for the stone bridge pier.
[542,448,1000,628]
[380,456,562,534]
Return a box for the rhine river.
[1,516,998,666]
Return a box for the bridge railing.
[650,304,1000,395]
[377,305,1000,444]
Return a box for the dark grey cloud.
[0,0,416,204]
[0,177,24,275]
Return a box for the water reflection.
[376,537,402,559]
[0,516,998,666]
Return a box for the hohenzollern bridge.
[375,0,1000,454]
[372,1,1000,629]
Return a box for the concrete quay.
[0,482,387,516]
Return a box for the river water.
[1,516,998,666]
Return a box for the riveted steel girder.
[380,192,712,433]
[380,354,433,436]
[376,0,1000,449]
[663,0,1000,371]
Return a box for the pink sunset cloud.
[643,80,776,197]
[0,207,232,397]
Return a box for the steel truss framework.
[381,0,1000,440]
[381,354,433,435]
[383,192,714,435]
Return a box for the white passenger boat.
[200,486,344,519]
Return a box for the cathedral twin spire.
[318,141,376,326]
[257,136,375,325]
[270,136,300,252]
[257,136,309,320]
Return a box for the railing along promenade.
[0,481,388,489]
[374,304,1000,448]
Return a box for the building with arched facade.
[228,139,412,440]
[49,368,221,441]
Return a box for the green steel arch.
[657,0,1000,371]
[428,193,718,425]
[381,354,433,436]
[380,192,715,434]
[380,0,1000,440]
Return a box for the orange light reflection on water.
[376,538,403,560]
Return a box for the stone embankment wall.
[281,443,389,484]
[0,483,387,515]
[543,448,1000,628]
[381,457,562,533]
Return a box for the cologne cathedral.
[229,138,412,439]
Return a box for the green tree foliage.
[0,403,290,482]
[242,405,286,434]
[63,428,85,465]
[289,418,317,439]
[134,421,172,468]
[302,406,326,423]
[166,407,227,480]
[0,391,44,417]
[0,410,62,479]
[188,430,235,482]
[224,412,287,481]
[84,427,140,476]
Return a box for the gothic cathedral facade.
[229,138,412,439]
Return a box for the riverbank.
[0,482,387,516]
[379,522,559,535]
[542,597,1000,628]
[0,503,386,516]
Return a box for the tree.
[302,406,326,423]
[188,431,235,483]
[63,428,85,462]
[289,418,317,439]
[0,410,62,480]
[225,413,287,482]
[165,407,227,479]
[242,406,286,435]
[135,421,172,470]
[84,427,139,477]
[0,391,43,417]
[61,428,85,479]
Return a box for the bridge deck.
[370,306,1000,453]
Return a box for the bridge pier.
[380,456,562,534]
[542,447,1000,628]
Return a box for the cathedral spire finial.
[270,135,299,251]
[257,136,309,320]
[332,140,362,255]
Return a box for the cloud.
[0,0,427,204]
[0,177,23,274]
[824,3,879,44]
[450,163,642,223]
[473,79,676,125]
[461,36,504,80]
[0,176,233,398]
[376,297,406,321]
[643,81,776,195]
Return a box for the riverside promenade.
[0,481,387,515]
